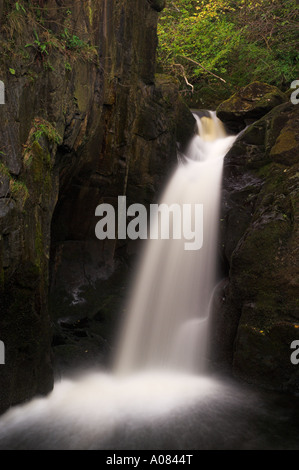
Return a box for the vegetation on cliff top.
[157,0,298,103]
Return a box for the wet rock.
[0,0,196,412]
[215,98,299,392]
[216,81,288,133]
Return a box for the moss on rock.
[215,94,299,392]
[216,81,287,133]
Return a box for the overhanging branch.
[173,63,194,93]
[178,55,227,84]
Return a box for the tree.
[157,0,298,99]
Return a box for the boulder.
[210,101,299,393]
[216,81,288,133]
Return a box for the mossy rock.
[218,96,299,393]
[233,320,299,392]
[224,101,299,173]
[147,0,166,12]
[217,81,287,132]
[186,84,232,111]
[269,119,299,167]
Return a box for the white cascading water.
[114,111,237,374]
[0,112,258,451]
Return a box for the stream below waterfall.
[0,112,299,451]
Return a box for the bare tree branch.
[173,63,194,93]
[178,55,227,83]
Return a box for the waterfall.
[0,111,255,451]
[114,111,237,374]
[1,112,296,452]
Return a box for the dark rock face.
[2,0,296,417]
[216,81,288,134]
[147,0,166,12]
[0,0,195,412]
[0,0,103,413]
[210,99,299,393]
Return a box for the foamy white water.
[0,370,262,450]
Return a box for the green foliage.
[14,2,26,14]
[1,1,98,67]
[64,61,72,72]
[31,118,62,146]
[157,0,299,97]
[61,29,87,50]
[25,29,49,58]
[10,179,29,202]
[0,161,29,205]
[0,161,10,179]
[23,118,62,172]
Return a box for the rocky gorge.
[0,0,298,419]
[212,82,299,393]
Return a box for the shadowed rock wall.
[209,83,299,393]
[0,0,195,413]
